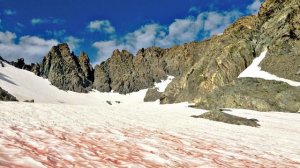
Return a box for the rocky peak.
[52,43,71,57]
[79,52,90,64]
[79,52,94,82]
[111,49,133,61]
[40,43,93,92]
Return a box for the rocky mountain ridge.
[1,0,299,112]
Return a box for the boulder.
[144,88,161,102]
[191,110,260,127]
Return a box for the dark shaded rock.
[0,60,4,67]
[115,101,121,104]
[24,99,34,103]
[93,48,170,94]
[93,62,111,92]
[9,58,35,71]
[0,87,18,101]
[39,43,93,92]
[102,49,136,94]
[78,52,94,82]
[195,78,300,112]
[31,63,41,76]
[144,88,161,102]
[106,101,112,105]
[191,110,260,127]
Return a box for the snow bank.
[154,76,174,92]
[239,50,300,86]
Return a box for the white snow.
[239,50,300,86]
[0,102,299,167]
[0,60,300,167]
[154,76,174,92]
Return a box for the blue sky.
[0,0,263,64]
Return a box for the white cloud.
[87,20,115,34]
[93,41,122,62]
[4,9,16,16]
[31,18,64,25]
[0,31,59,63]
[247,0,263,14]
[201,11,242,36]
[92,11,241,63]
[0,31,17,44]
[65,36,83,51]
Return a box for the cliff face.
[161,16,259,103]
[257,0,300,82]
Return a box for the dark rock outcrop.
[11,58,28,70]
[0,60,4,67]
[144,88,161,102]
[1,57,37,72]
[93,48,170,94]
[0,87,18,101]
[195,78,300,112]
[78,52,94,82]
[191,110,260,127]
[39,43,93,92]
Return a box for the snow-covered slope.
[0,62,173,105]
[239,50,300,86]
[1,59,300,167]
[0,102,300,167]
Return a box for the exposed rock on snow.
[144,76,174,102]
[144,88,161,102]
[0,87,17,101]
[191,110,260,127]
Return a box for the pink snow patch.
[0,125,298,167]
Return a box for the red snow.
[0,125,298,168]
